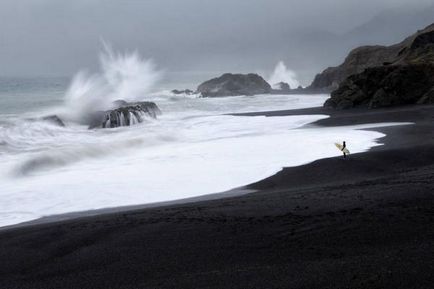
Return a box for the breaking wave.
[268,61,301,89]
[63,43,162,124]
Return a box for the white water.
[0,49,410,227]
[268,61,301,89]
[0,92,409,227]
[63,45,162,123]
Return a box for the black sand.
[1,105,434,289]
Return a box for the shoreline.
[1,104,409,230]
[1,188,255,231]
[1,104,434,288]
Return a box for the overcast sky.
[0,0,433,87]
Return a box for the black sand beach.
[1,105,434,289]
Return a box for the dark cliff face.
[311,23,434,90]
[197,73,272,97]
[310,46,402,90]
[322,23,434,110]
[324,64,434,109]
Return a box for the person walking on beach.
[334,141,350,159]
[342,141,347,159]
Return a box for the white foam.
[0,93,411,227]
[268,61,301,89]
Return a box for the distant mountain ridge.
[342,5,434,46]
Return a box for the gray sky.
[0,0,433,87]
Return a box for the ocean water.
[0,50,406,227]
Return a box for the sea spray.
[63,44,162,124]
[268,61,301,89]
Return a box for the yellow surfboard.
[335,143,350,154]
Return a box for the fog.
[0,0,433,87]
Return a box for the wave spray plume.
[63,43,162,123]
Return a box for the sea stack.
[197,73,272,97]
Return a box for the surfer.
[342,141,347,159]
[334,141,350,158]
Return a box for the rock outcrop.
[324,64,434,109]
[311,23,434,91]
[322,22,434,109]
[171,89,195,95]
[272,82,291,92]
[88,101,161,129]
[197,73,271,97]
[41,115,65,127]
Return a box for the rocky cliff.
[322,23,434,109]
[310,23,434,90]
[324,64,434,109]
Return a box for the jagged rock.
[197,73,271,97]
[171,89,194,95]
[325,64,434,109]
[310,46,401,90]
[311,23,434,90]
[41,115,65,127]
[88,101,161,129]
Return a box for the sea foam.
[0,94,408,227]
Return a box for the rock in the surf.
[171,89,195,95]
[273,82,291,92]
[197,73,272,97]
[41,115,65,127]
[88,101,161,129]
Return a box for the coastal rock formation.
[311,23,434,90]
[27,115,65,127]
[197,73,271,97]
[171,89,194,95]
[273,82,291,92]
[324,64,434,109]
[89,101,161,129]
[323,22,434,109]
[41,115,65,127]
